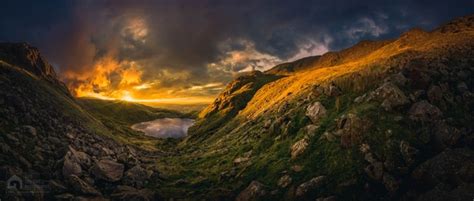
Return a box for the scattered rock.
[306,102,327,124]
[291,137,309,159]
[67,175,101,196]
[62,147,92,177]
[408,100,442,121]
[337,114,371,148]
[416,183,474,201]
[123,165,152,188]
[384,72,408,86]
[91,159,124,182]
[277,175,292,188]
[427,85,443,103]
[382,174,399,193]
[400,141,419,166]
[326,83,342,97]
[21,125,37,137]
[291,165,303,172]
[365,162,384,180]
[236,181,267,201]
[412,148,474,186]
[369,82,409,111]
[295,176,326,197]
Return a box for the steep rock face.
[0,42,57,79]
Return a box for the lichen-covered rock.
[291,137,309,159]
[306,102,327,124]
[368,82,409,111]
[277,175,292,188]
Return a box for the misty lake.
[131,118,194,139]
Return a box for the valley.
[1,14,474,201]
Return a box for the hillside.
[155,14,474,200]
[0,43,164,200]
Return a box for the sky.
[0,0,473,104]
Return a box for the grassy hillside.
[78,98,191,125]
[150,14,474,200]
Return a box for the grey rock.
[295,176,326,197]
[409,101,442,121]
[236,181,267,201]
[91,159,124,182]
[67,175,101,196]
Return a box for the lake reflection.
[131,118,194,138]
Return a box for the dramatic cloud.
[0,0,473,103]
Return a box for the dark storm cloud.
[0,0,473,95]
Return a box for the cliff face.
[0,42,57,79]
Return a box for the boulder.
[277,175,292,188]
[295,176,326,197]
[62,147,91,177]
[382,174,400,193]
[384,72,408,86]
[124,165,152,187]
[326,83,342,97]
[291,137,309,159]
[400,141,419,166]
[306,102,327,124]
[427,85,443,103]
[412,148,474,186]
[338,114,371,148]
[236,181,267,201]
[365,162,384,180]
[369,82,409,111]
[21,125,37,137]
[67,175,101,196]
[91,159,124,182]
[409,101,442,121]
[416,183,474,201]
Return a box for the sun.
[121,91,135,102]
